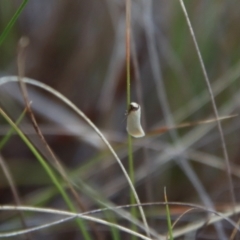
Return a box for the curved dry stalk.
[1,202,240,239]
[172,208,196,229]
[0,206,154,240]
[73,176,162,239]
[17,37,102,240]
[0,76,149,237]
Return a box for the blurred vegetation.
[0,0,240,239]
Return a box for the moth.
[126,102,145,138]
[126,102,237,138]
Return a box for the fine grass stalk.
[178,0,236,210]
[125,0,148,238]
[0,0,29,46]
[164,187,173,240]
[0,108,27,149]
[0,108,92,240]
[0,75,150,237]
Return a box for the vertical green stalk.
[126,0,131,107]
[0,0,29,46]
[125,0,138,239]
[128,134,137,240]
[104,211,121,240]
[164,187,174,240]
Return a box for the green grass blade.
[164,187,174,240]
[104,211,120,240]
[0,109,27,150]
[0,108,92,240]
[0,76,149,238]
[0,0,29,46]
[128,135,138,240]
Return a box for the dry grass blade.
[142,1,225,237]
[148,114,238,136]
[0,154,32,240]
[179,0,236,210]
[171,208,196,230]
[1,202,240,239]
[0,205,154,240]
[0,76,150,237]
[17,37,102,240]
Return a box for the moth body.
[126,102,145,138]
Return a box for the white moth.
[126,102,145,138]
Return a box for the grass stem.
[0,0,29,46]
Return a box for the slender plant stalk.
[0,75,150,237]
[178,0,236,210]
[0,0,29,46]
[125,0,133,208]
[0,108,91,240]
[0,108,30,240]
[164,188,174,240]
[126,0,131,107]
[2,202,240,239]
[17,37,97,240]
[0,206,155,240]
[0,108,27,149]
[125,0,143,239]
[0,154,32,240]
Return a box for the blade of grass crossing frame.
[178,0,236,210]
[0,108,27,149]
[0,108,92,240]
[126,0,140,239]
[0,0,29,46]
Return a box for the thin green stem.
[105,211,121,240]
[0,0,29,46]
[0,108,92,240]
[0,109,26,150]
[164,187,174,240]
[125,0,140,239]
[128,134,137,239]
[0,76,149,238]
[126,0,131,107]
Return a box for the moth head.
[128,102,140,113]
[126,102,145,138]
